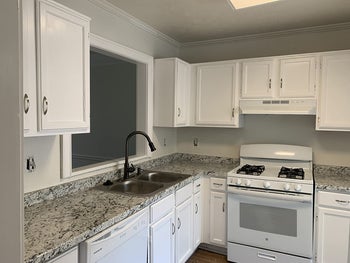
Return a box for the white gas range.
[227,144,314,263]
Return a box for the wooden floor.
[186,249,228,263]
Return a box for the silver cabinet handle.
[177,217,181,229]
[195,203,198,214]
[258,252,276,261]
[213,183,223,186]
[232,108,235,118]
[280,78,283,89]
[335,199,350,205]
[177,107,181,117]
[222,202,225,212]
[172,223,175,235]
[24,93,30,114]
[269,78,272,89]
[43,96,48,115]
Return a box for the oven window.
[240,203,297,237]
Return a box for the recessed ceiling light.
[228,0,280,10]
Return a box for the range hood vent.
[240,99,316,115]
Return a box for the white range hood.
[239,98,316,115]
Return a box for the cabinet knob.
[172,223,176,235]
[177,217,181,229]
[222,202,225,212]
[24,93,30,114]
[232,108,235,118]
[177,107,181,117]
[280,78,283,89]
[269,78,272,89]
[43,96,49,115]
[195,203,199,214]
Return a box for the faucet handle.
[128,163,136,173]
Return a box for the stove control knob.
[284,183,291,191]
[236,178,242,186]
[295,184,302,192]
[245,179,251,186]
[263,181,271,189]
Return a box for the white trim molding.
[182,22,350,47]
[88,0,181,48]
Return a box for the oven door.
[227,187,313,258]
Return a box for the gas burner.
[237,164,265,176]
[278,167,304,180]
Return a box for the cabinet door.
[176,198,193,263]
[22,0,38,136]
[193,191,201,249]
[196,64,238,126]
[317,52,350,131]
[175,60,189,126]
[36,0,90,133]
[150,211,175,263]
[316,206,350,263]
[279,57,316,98]
[241,59,273,98]
[210,191,226,246]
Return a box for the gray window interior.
[72,50,136,169]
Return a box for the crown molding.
[88,0,181,48]
[181,22,350,47]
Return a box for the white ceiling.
[106,0,350,43]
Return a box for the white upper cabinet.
[195,62,242,127]
[36,0,90,133]
[154,58,190,127]
[22,0,38,136]
[241,55,316,99]
[22,0,90,136]
[279,56,316,98]
[317,51,350,131]
[241,59,273,98]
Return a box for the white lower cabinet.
[176,197,193,263]
[209,177,227,247]
[149,182,196,263]
[47,247,78,263]
[150,210,175,263]
[316,191,350,263]
[209,191,227,246]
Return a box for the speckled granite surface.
[314,164,350,193]
[24,154,238,263]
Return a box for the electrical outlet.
[26,156,36,173]
[193,138,199,147]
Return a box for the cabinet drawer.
[150,194,175,224]
[210,178,226,191]
[176,183,192,206]
[193,178,201,193]
[318,191,350,210]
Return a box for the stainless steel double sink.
[104,170,191,195]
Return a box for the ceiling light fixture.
[227,0,280,10]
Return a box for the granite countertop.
[25,158,237,263]
[314,165,350,193]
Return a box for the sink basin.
[109,180,164,195]
[136,171,191,183]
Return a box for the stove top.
[227,144,314,194]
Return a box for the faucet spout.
[124,131,156,180]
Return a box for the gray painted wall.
[0,0,23,262]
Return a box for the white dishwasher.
[80,208,148,263]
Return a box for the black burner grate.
[237,164,265,176]
[278,167,304,180]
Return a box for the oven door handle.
[228,187,312,203]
